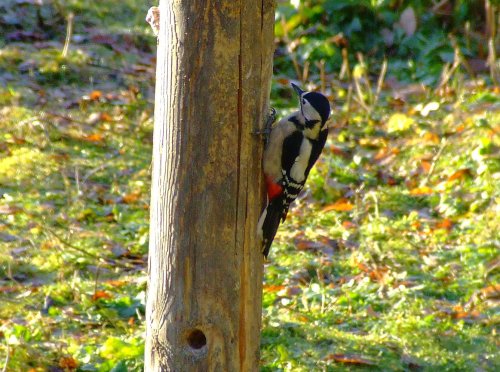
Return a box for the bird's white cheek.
[303,105,321,122]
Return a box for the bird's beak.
[291,83,304,96]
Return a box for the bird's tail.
[257,197,285,258]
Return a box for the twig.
[353,77,370,111]
[82,161,115,184]
[357,53,373,103]
[281,15,303,82]
[316,59,326,92]
[373,59,388,109]
[365,191,380,220]
[1,342,9,372]
[487,38,499,85]
[44,227,136,269]
[302,60,310,82]
[449,35,475,78]
[345,84,353,114]
[485,1,499,84]
[41,111,87,125]
[436,60,459,92]
[339,48,351,80]
[423,138,447,185]
[44,227,108,262]
[61,12,74,58]
[93,263,102,298]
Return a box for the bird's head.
[292,83,331,128]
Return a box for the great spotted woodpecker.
[258,83,331,257]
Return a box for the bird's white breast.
[290,138,312,182]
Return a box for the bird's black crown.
[304,92,331,124]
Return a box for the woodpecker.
[258,83,331,257]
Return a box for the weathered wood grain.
[145,0,275,370]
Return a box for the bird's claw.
[252,107,276,143]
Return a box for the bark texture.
[145,0,275,370]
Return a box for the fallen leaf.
[435,218,453,230]
[329,145,350,157]
[91,290,112,301]
[423,132,440,144]
[452,310,481,320]
[82,133,105,143]
[387,113,415,133]
[276,77,290,85]
[398,7,417,37]
[409,186,434,195]
[100,112,113,122]
[323,198,354,212]
[480,284,500,299]
[295,238,336,256]
[356,262,369,272]
[0,205,22,214]
[342,220,357,229]
[420,101,440,116]
[59,356,78,369]
[122,192,141,204]
[105,280,127,287]
[455,123,466,133]
[326,354,375,365]
[448,168,471,181]
[369,268,388,283]
[420,160,432,173]
[263,284,285,293]
[0,286,20,293]
[89,90,102,100]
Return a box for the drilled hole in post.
[187,329,207,350]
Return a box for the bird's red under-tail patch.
[265,175,283,200]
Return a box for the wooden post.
[145,0,275,370]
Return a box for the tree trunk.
[145,0,275,371]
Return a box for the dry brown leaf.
[448,168,471,181]
[100,112,113,122]
[435,218,453,231]
[91,290,112,301]
[263,284,286,293]
[323,198,354,212]
[329,145,350,157]
[105,280,127,287]
[276,77,290,85]
[342,220,357,229]
[480,284,500,299]
[420,160,432,173]
[89,90,102,101]
[452,310,481,320]
[59,356,78,369]
[423,132,440,144]
[409,186,434,195]
[122,192,141,204]
[82,133,105,143]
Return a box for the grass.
[1,0,499,371]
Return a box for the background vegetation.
[0,0,498,370]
